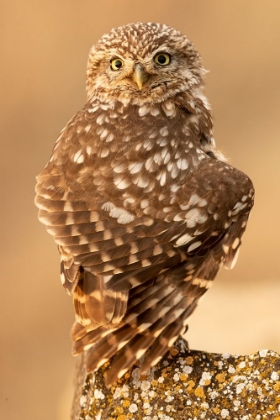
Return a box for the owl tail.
[71,275,202,387]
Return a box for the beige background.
[1,1,280,419]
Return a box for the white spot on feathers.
[159,172,167,186]
[100,127,109,140]
[145,157,157,172]
[86,146,92,155]
[100,148,109,157]
[159,126,169,136]
[114,177,130,189]
[225,247,240,269]
[198,198,207,207]
[171,165,179,179]
[60,272,66,285]
[173,214,184,222]
[142,139,153,151]
[232,202,248,215]
[197,214,208,224]
[102,202,115,212]
[105,132,114,142]
[170,184,180,192]
[223,244,230,254]
[188,241,202,252]
[138,105,150,116]
[64,202,73,211]
[175,233,193,247]
[84,124,92,132]
[192,278,210,288]
[233,202,242,209]
[162,101,176,117]
[73,150,84,163]
[128,162,143,174]
[232,237,240,249]
[140,199,149,209]
[150,106,160,116]
[105,203,135,224]
[88,105,99,113]
[133,176,149,188]
[186,208,200,220]
[96,114,106,125]
[177,158,189,170]
[113,163,127,173]
[179,203,190,211]
[153,152,163,165]
[188,194,200,206]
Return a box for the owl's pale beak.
[132,65,150,89]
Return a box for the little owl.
[35,23,254,386]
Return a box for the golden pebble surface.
[74,339,280,419]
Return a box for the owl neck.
[88,85,212,124]
[87,87,214,148]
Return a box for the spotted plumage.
[35,22,254,386]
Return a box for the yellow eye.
[154,53,171,66]
[110,58,124,71]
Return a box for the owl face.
[86,22,206,104]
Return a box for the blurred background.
[1,1,280,419]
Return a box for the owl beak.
[133,65,150,90]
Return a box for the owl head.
[86,23,206,104]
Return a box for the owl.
[35,23,254,387]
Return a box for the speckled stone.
[74,339,280,420]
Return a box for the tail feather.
[140,322,185,374]
[84,287,186,372]
[105,307,189,387]
[84,290,195,386]
[72,281,176,354]
[72,325,115,354]
[140,303,198,374]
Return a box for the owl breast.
[54,97,210,218]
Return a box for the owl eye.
[110,58,124,71]
[153,53,171,66]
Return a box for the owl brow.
[153,49,172,58]
[110,53,130,67]
[153,49,170,55]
